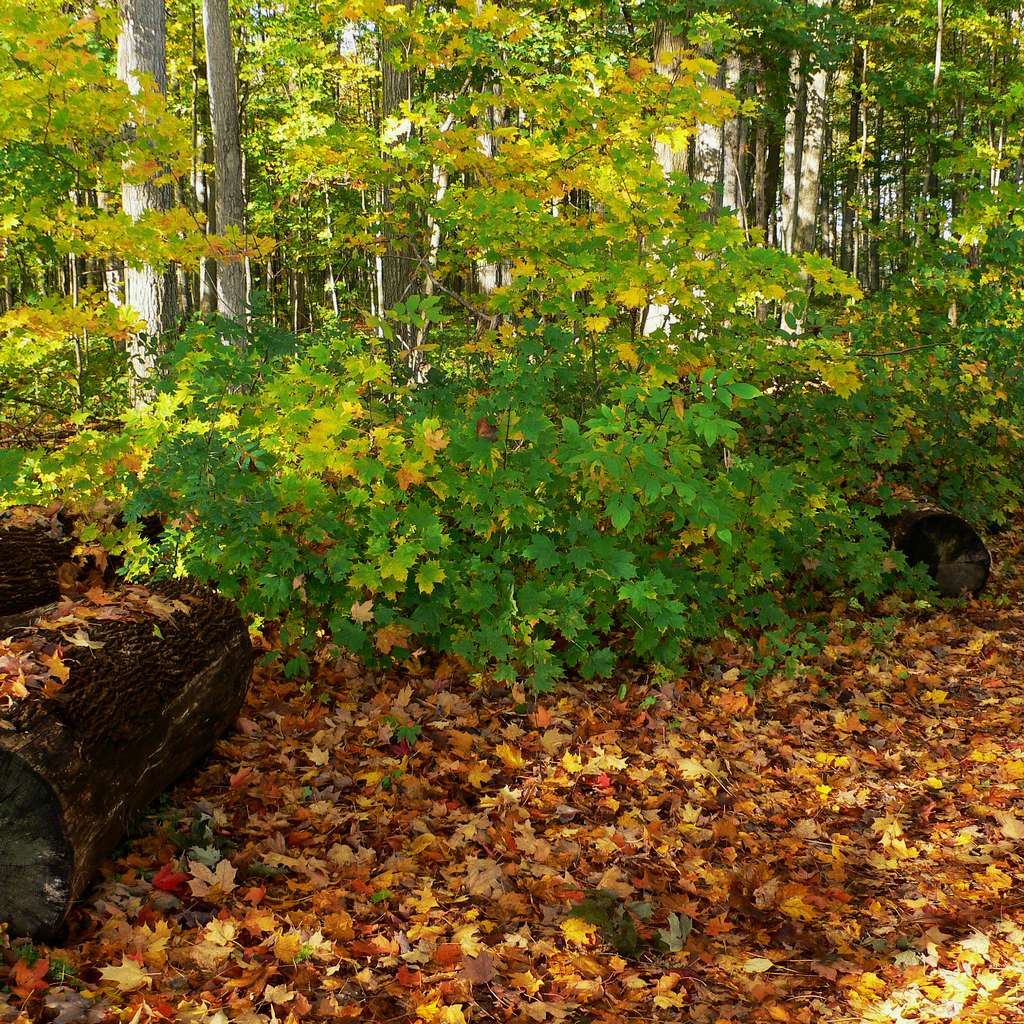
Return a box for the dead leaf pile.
[4,534,1024,1022]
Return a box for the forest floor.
[6,534,1024,1023]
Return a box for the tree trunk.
[378,0,419,375]
[840,45,864,271]
[117,0,178,403]
[721,54,744,216]
[0,582,252,939]
[202,0,247,325]
[652,21,688,177]
[926,0,944,228]
[794,63,828,253]
[886,505,991,597]
[780,50,806,254]
[0,508,73,621]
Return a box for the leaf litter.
[4,534,1024,1022]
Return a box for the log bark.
[887,505,991,597]
[0,582,252,939]
[0,508,73,619]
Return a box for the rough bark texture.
[203,0,247,323]
[117,0,178,401]
[887,506,991,597]
[0,582,253,939]
[0,509,73,619]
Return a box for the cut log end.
[892,508,991,597]
[0,749,72,940]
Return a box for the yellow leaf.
[616,284,647,309]
[99,958,151,992]
[274,932,304,962]
[923,688,948,704]
[467,763,495,787]
[743,957,774,974]
[615,341,639,368]
[495,742,525,769]
[561,917,597,946]
[995,812,1024,839]
[779,895,818,921]
[561,751,583,773]
[510,970,543,995]
[924,777,944,790]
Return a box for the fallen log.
[0,581,253,939]
[0,506,73,617]
[887,505,991,597]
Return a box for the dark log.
[0,582,253,939]
[887,505,991,597]
[0,507,73,617]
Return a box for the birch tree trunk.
[117,0,178,403]
[840,44,864,271]
[202,0,247,326]
[780,51,806,255]
[794,64,828,253]
[721,54,744,218]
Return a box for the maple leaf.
[187,857,237,899]
[351,599,375,623]
[460,950,497,986]
[495,742,525,769]
[11,957,49,998]
[99,957,151,992]
[375,622,411,654]
[464,856,507,898]
[561,917,597,946]
[152,862,191,894]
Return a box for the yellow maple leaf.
[616,283,647,308]
[562,751,583,774]
[99,958,151,992]
[509,970,543,994]
[561,917,597,945]
[495,742,525,769]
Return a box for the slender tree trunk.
[840,45,864,271]
[926,0,944,230]
[780,51,806,254]
[202,0,247,325]
[652,22,689,176]
[721,54,744,217]
[117,0,178,403]
[870,106,883,292]
[794,64,829,253]
[378,0,419,374]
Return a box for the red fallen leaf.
[591,772,613,790]
[230,766,253,788]
[396,966,422,987]
[12,957,49,998]
[152,862,191,894]
[287,829,315,847]
[434,943,463,967]
[245,885,267,906]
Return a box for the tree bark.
[780,50,806,254]
[0,582,253,939]
[794,63,828,253]
[840,45,864,271]
[202,0,247,325]
[721,54,744,217]
[0,508,73,620]
[886,505,991,597]
[378,0,419,375]
[117,0,178,403]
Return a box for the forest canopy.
[1,0,1023,687]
